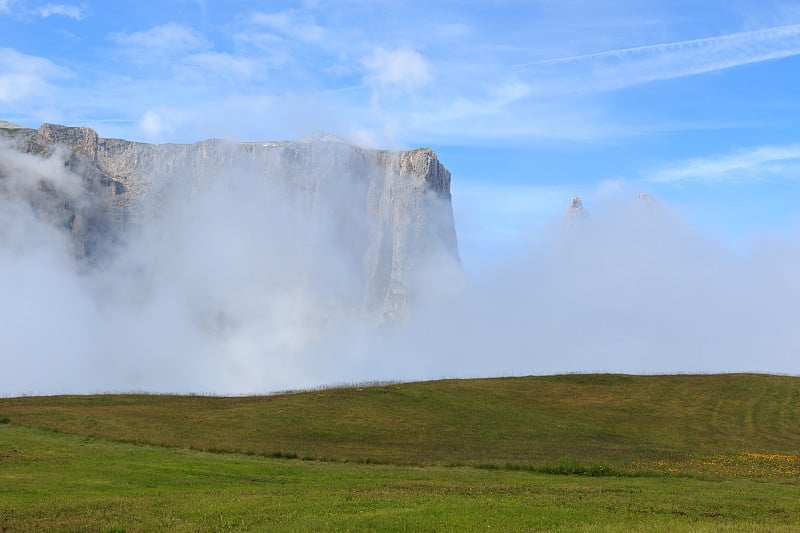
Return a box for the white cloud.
[11,5,795,150]
[648,143,800,183]
[517,23,800,91]
[361,47,432,92]
[0,48,70,104]
[595,178,628,199]
[0,140,86,199]
[137,108,197,142]
[181,52,262,82]
[231,32,293,69]
[111,23,211,58]
[250,11,326,42]
[391,94,623,146]
[37,3,86,20]
[130,93,338,144]
[0,0,13,14]
[139,111,165,138]
[346,128,378,148]
[110,25,267,84]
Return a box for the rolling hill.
[3,373,799,474]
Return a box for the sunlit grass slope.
[3,423,800,532]
[2,374,800,477]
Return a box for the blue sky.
[2,0,800,270]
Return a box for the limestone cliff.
[0,122,459,319]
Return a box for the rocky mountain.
[565,195,589,232]
[0,122,460,320]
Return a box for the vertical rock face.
[0,122,125,258]
[365,148,458,319]
[0,122,459,319]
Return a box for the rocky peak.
[565,195,589,230]
[38,123,100,162]
[636,192,658,205]
[301,131,351,144]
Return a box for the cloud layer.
[649,143,800,183]
[1,138,799,397]
[518,23,800,90]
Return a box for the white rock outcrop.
[0,122,460,319]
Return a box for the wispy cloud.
[0,48,70,104]
[361,47,432,93]
[110,23,211,59]
[648,143,800,183]
[181,52,263,82]
[517,23,800,91]
[249,11,326,43]
[350,22,800,146]
[36,3,86,20]
[7,3,798,149]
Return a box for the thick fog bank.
[401,197,800,380]
[0,136,460,395]
[1,139,798,396]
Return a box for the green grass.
[2,374,799,474]
[2,423,800,532]
[3,374,800,530]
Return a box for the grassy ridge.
[4,374,800,531]
[2,374,800,475]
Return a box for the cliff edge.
[0,122,460,320]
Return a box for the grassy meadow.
[2,374,800,531]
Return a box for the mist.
[1,138,798,397]
[402,197,800,379]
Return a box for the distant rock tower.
[635,192,657,205]
[565,195,589,233]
